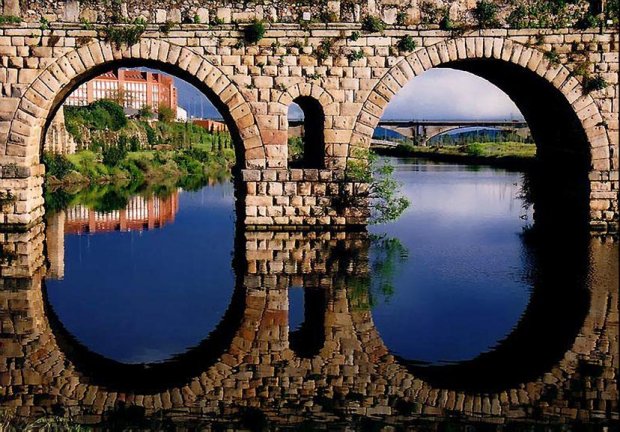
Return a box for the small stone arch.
[277,83,342,168]
[5,39,265,169]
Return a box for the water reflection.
[0,161,617,429]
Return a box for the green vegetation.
[382,142,537,166]
[157,105,176,122]
[0,15,22,24]
[102,19,146,49]
[361,16,386,33]
[347,49,365,61]
[47,101,235,195]
[397,35,417,52]
[348,235,409,311]
[544,48,561,65]
[346,149,410,225]
[244,20,266,44]
[474,0,500,28]
[348,31,360,41]
[314,39,334,61]
[65,100,127,135]
[288,136,304,165]
[583,74,608,93]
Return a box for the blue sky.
[172,68,524,121]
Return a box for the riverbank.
[44,146,234,189]
[375,142,537,169]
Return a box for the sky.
[170,68,525,121]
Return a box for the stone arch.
[277,83,342,168]
[353,37,611,225]
[5,39,265,169]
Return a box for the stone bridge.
[0,220,617,427]
[0,0,617,232]
[375,119,530,145]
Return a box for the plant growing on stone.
[583,74,608,93]
[361,15,386,33]
[474,0,499,28]
[344,149,410,224]
[574,12,601,29]
[193,14,201,24]
[319,11,339,23]
[244,20,266,44]
[507,5,529,28]
[0,15,22,24]
[347,49,365,61]
[102,19,146,49]
[39,17,50,31]
[160,20,175,34]
[314,39,334,61]
[348,31,360,41]
[420,1,443,24]
[544,48,561,65]
[396,11,408,25]
[397,35,417,52]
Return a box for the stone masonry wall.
[242,168,368,226]
[0,12,617,231]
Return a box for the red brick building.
[65,68,178,115]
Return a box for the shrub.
[102,20,146,49]
[506,5,528,28]
[102,140,128,167]
[474,0,499,28]
[574,13,600,29]
[314,39,334,61]
[544,48,561,65]
[464,143,484,156]
[361,16,386,33]
[129,135,140,151]
[65,99,127,132]
[397,35,417,52]
[396,11,408,25]
[244,20,266,44]
[42,152,75,179]
[583,74,608,93]
[0,15,22,24]
[158,105,176,123]
[348,31,360,41]
[347,50,365,61]
[138,105,154,119]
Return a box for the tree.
[138,105,154,120]
[158,104,176,123]
[345,149,410,224]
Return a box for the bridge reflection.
[0,221,616,428]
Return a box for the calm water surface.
[2,158,616,429]
[47,159,534,365]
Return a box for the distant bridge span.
[375,119,531,145]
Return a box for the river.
[0,158,617,429]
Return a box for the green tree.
[345,149,410,224]
[158,105,176,123]
[138,105,154,120]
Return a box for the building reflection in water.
[44,191,180,280]
[0,215,617,429]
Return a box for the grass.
[381,142,537,167]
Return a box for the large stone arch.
[352,38,611,225]
[5,39,265,169]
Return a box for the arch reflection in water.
[45,184,236,366]
[0,219,617,428]
[0,164,617,428]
